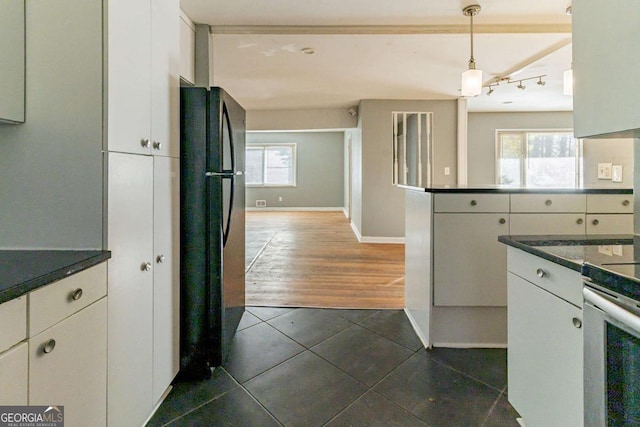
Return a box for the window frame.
[495,129,583,188]
[245,143,297,187]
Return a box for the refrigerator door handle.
[205,171,235,177]
[222,176,235,247]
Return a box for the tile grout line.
[479,385,509,427]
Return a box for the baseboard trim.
[350,221,362,241]
[404,308,429,349]
[246,207,344,212]
[431,342,507,349]
[360,236,405,244]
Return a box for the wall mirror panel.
[392,111,433,188]
[0,0,26,123]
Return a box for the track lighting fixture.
[483,75,547,94]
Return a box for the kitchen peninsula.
[403,185,633,348]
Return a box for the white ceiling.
[180,0,574,112]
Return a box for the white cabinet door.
[107,0,151,155]
[29,299,107,427]
[508,273,583,427]
[151,0,180,158]
[0,342,28,405]
[107,152,154,427]
[586,214,634,235]
[152,156,180,402]
[573,0,640,138]
[434,213,509,306]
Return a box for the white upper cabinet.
[573,0,640,138]
[107,0,179,157]
[107,0,151,155]
[179,11,196,85]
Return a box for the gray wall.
[357,99,457,239]
[467,111,573,185]
[247,108,358,131]
[582,138,634,187]
[0,0,103,249]
[245,131,345,208]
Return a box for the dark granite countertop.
[499,234,640,301]
[400,184,633,194]
[0,250,111,304]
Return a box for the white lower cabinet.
[586,213,634,235]
[29,299,107,427]
[107,152,179,426]
[507,249,583,427]
[434,213,509,306]
[0,342,28,405]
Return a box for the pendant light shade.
[461,5,482,97]
[563,68,573,96]
[461,69,483,97]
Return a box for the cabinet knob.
[152,141,162,150]
[156,254,165,264]
[42,339,56,354]
[592,219,599,226]
[572,317,582,329]
[499,218,506,224]
[545,199,552,206]
[141,138,150,149]
[470,200,477,206]
[623,200,630,206]
[70,288,83,301]
[576,218,584,225]
[536,268,546,278]
[141,262,152,272]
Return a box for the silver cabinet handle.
[623,199,630,206]
[156,254,165,264]
[152,141,162,150]
[71,288,83,301]
[592,219,599,226]
[572,317,582,329]
[536,268,546,278]
[576,218,584,224]
[470,200,477,206]
[141,138,150,148]
[499,218,506,224]
[545,199,552,206]
[141,262,152,272]
[43,339,56,354]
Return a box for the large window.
[496,131,581,188]
[246,144,296,186]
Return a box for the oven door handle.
[584,288,640,333]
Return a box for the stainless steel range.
[583,261,640,427]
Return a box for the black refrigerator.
[179,87,246,380]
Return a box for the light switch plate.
[598,163,612,180]
[612,165,623,182]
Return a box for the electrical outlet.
[444,167,450,176]
[256,200,267,207]
[612,165,623,182]
[597,163,612,180]
[278,196,283,202]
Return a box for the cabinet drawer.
[586,194,633,213]
[507,247,582,307]
[509,214,586,235]
[433,194,509,213]
[510,194,586,213]
[586,214,634,235]
[0,296,27,353]
[0,342,28,405]
[29,262,107,337]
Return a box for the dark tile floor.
[147,307,520,427]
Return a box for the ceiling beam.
[209,24,571,35]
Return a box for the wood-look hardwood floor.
[245,211,404,309]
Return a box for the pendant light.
[461,5,482,97]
